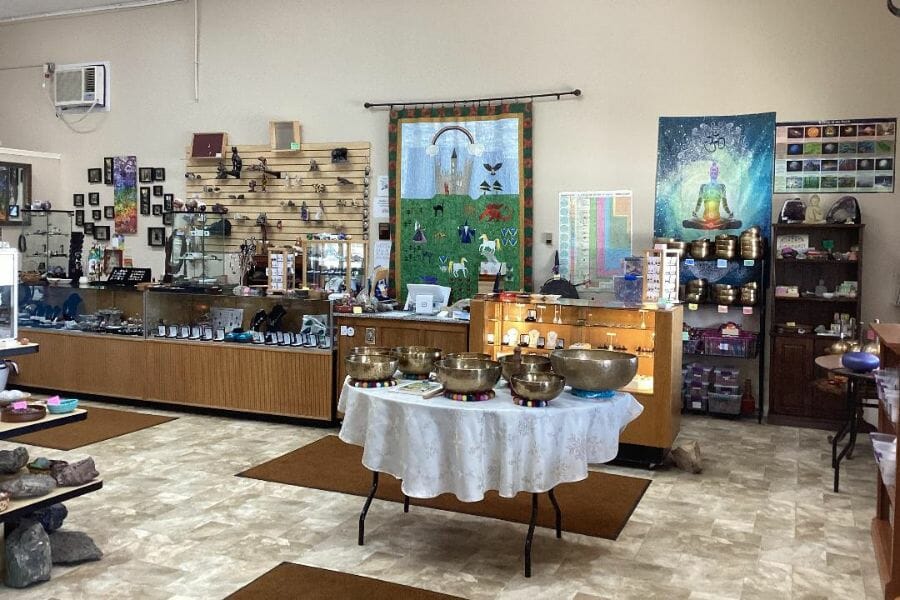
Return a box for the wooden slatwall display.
[184,142,370,255]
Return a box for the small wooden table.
[814,354,878,492]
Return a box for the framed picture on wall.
[75,210,84,226]
[147,227,166,247]
[103,157,114,185]
[73,193,85,207]
[92,209,102,221]
[104,206,114,219]
[163,193,174,211]
[152,204,163,216]
[94,225,110,241]
[152,168,166,181]
[139,168,153,183]
[152,185,163,197]
[87,168,102,184]
[162,211,174,226]
[88,192,100,206]
[83,222,94,235]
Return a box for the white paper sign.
[372,195,389,219]
[373,240,392,269]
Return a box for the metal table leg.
[833,378,857,493]
[403,494,410,513]
[523,493,539,577]
[358,471,379,545]
[548,488,562,538]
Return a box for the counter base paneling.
[12,330,335,421]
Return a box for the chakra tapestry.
[389,103,532,303]
[558,190,633,291]
[654,112,775,240]
[113,155,137,234]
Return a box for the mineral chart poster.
[558,191,633,291]
[654,112,775,241]
[389,104,533,302]
[774,118,896,193]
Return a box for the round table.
[338,379,643,576]
[815,353,878,492]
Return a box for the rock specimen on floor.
[0,447,28,474]
[0,474,57,498]
[51,457,98,486]
[4,523,51,588]
[49,530,102,565]
[671,440,703,474]
[7,502,69,533]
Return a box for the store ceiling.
[0,0,182,23]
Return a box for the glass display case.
[473,296,658,395]
[18,283,144,335]
[165,211,228,286]
[19,209,73,278]
[144,289,333,350]
[301,240,366,295]
[0,248,19,344]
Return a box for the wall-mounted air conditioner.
[54,62,110,111]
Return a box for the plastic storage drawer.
[708,391,741,415]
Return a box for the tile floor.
[0,402,881,599]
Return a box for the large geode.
[826,195,860,224]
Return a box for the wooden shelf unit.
[768,223,863,424]
[872,322,900,600]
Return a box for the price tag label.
[290,142,300,150]
[717,305,728,313]
[787,321,796,327]
[339,326,348,336]
[743,259,755,267]
[682,331,690,341]
[716,259,727,268]
[12,401,27,410]
[719,343,730,350]
[684,258,695,266]
[47,396,61,406]
[352,306,363,314]
[742,306,753,315]
[691,401,702,409]
[688,303,698,311]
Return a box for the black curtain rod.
[364,89,581,109]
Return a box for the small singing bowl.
[349,346,396,357]
[445,352,492,361]
[713,284,735,292]
[344,354,399,381]
[689,239,711,259]
[434,358,501,394]
[498,353,552,383]
[393,346,442,375]
[510,372,566,402]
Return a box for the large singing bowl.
[345,354,399,382]
[434,357,501,394]
[393,346,442,376]
[549,349,637,393]
[349,346,396,357]
[498,353,552,383]
[510,372,566,402]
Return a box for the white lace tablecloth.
[338,381,643,502]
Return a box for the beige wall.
[0,0,898,321]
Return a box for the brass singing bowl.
[344,354,399,381]
[549,349,637,392]
[393,346,442,375]
[434,358,501,393]
[445,352,492,361]
[510,372,566,401]
[349,346,396,357]
[498,353,552,383]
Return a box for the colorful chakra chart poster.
[654,112,775,241]
[774,118,896,193]
[113,155,137,233]
[558,190,633,291]
[389,103,532,302]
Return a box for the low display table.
[814,354,878,492]
[338,380,643,576]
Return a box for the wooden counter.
[335,312,470,385]
[11,329,335,421]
